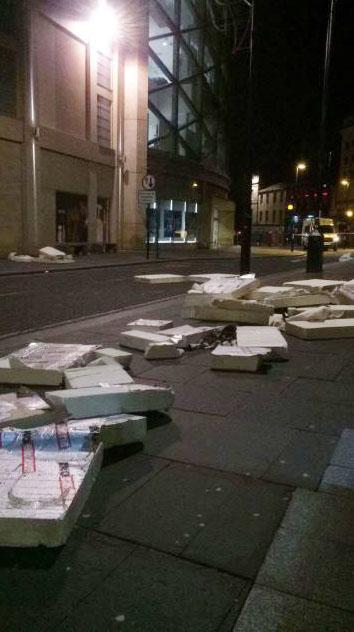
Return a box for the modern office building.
[0,0,235,256]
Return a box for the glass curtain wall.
[148,0,226,241]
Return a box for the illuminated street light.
[295,162,307,184]
[346,210,353,218]
[287,204,294,211]
[341,179,350,187]
[89,0,118,52]
[192,182,198,188]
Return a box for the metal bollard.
[306,232,324,273]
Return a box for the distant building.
[334,116,354,227]
[0,0,235,256]
[252,183,289,244]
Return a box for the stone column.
[22,4,40,254]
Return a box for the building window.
[97,95,111,147]
[0,46,17,117]
[272,210,276,223]
[274,191,277,203]
[266,193,269,204]
[259,211,263,223]
[265,210,269,223]
[97,52,112,90]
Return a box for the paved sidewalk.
[2,245,352,276]
[1,262,354,631]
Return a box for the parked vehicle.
[301,217,340,251]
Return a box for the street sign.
[142,174,155,190]
[138,190,156,208]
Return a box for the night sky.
[229,0,354,188]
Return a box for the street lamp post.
[239,0,255,275]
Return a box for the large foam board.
[66,414,147,448]
[95,347,132,368]
[64,365,133,389]
[144,342,184,360]
[283,279,343,292]
[134,274,186,283]
[285,318,354,339]
[0,393,58,429]
[182,304,272,325]
[46,384,174,418]
[211,345,270,372]
[190,277,260,298]
[236,326,288,358]
[127,319,173,331]
[119,330,174,351]
[0,429,103,547]
[161,324,222,347]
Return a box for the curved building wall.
[147,0,234,247]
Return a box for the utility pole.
[318,0,337,217]
[239,0,254,274]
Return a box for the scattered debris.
[161,324,224,348]
[134,274,186,283]
[94,347,132,369]
[283,279,343,292]
[119,329,176,352]
[39,247,73,263]
[8,252,35,263]
[331,283,354,305]
[286,306,342,322]
[144,342,184,360]
[0,430,103,547]
[64,364,134,388]
[236,326,288,359]
[285,318,354,339]
[46,383,174,418]
[65,413,147,448]
[189,275,259,298]
[0,392,56,428]
[339,253,353,262]
[127,319,173,331]
[211,345,270,372]
[0,343,96,386]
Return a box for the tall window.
[97,95,111,148]
[96,53,112,147]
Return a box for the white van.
[301,217,340,251]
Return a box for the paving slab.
[144,409,296,478]
[330,429,354,468]
[257,527,354,612]
[230,391,354,435]
[283,377,354,405]
[137,362,208,385]
[268,350,344,381]
[234,585,354,632]
[78,453,168,528]
[0,528,135,631]
[263,430,337,489]
[182,479,291,578]
[173,381,245,416]
[59,547,250,632]
[320,465,354,498]
[96,463,240,554]
[281,488,354,545]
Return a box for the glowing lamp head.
[296,163,306,171]
[287,204,294,211]
[346,209,353,218]
[89,0,118,52]
[192,182,198,188]
[341,179,350,187]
